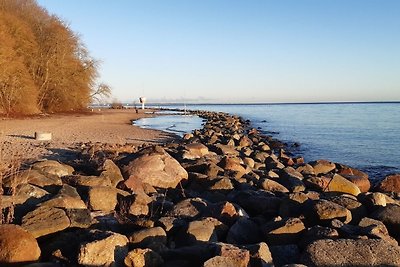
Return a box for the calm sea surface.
[137,103,400,181]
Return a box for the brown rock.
[261,178,289,193]
[0,224,41,264]
[32,160,74,177]
[219,157,246,174]
[309,160,336,175]
[376,174,400,193]
[309,199,351,225]
[99,159,124,187]
[182,143,209,160]
[128,227,167,248]
[215,243,250,267]
[78,230,129,266]
[338,166,370,192]
[88,186,118,211]
[124,146,188,189]
[22,206,70,238]
[124,248,164,267]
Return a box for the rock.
[206,201,240,226]
[358,217,397,244]
[78,230,129,267]
[322,174,361,196]
[239,135,253,147]
[309,160,336,175]
[203,256,246,267]
[120,193,151,217]
[176,218,225,246]
[22,206,70,238]
[99,159,124,187]
[263,217,306,245]
[21,169,62,188]
[182,143,209,160]
[0,224,41,264]
[39,185,86,209]
[124,146,188,189]
[337,165,370,192]
[299,226,339,248]
[88,186,118,211]
[296,164,315,176]
[308,199,351,225]
[124,248,164,267]
[227,217,262,245]
[279,192,310,218]
[65,175,112,187]
[208,177,234,191]
[376,174,400,193]
[168,198,208,219]
[371,204,400,239]
[326,194,366,224]
[269,245,300,267]
[32,160,74,177]
[243,157,255,168]
[274,174,306,193]
[301,239,400,266]
[65,208,92,228]
[128,227,167,248]
[213,144,240,156]
[261,178,289,193]
[219,157,246,174]
[244,242,273,267]
[214,243,251,267]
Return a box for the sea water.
[137,103,400,181]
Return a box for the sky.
[36,0,400,103]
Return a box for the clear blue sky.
[37,0,400,103]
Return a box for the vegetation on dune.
[0,0,108,115]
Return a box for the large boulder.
[301,239,400,266]
[124,146,188,189]
[375,174,400,193]
[0,224,41,264]
[337,165,370,192]
[322,174,361,196]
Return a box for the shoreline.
[1,108,400,266]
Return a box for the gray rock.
[371,204,400,239]
[227,217,262,245]
[301,239,400,266]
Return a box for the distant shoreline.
[143,100,400,106]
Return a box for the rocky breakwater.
[1,110,400,266]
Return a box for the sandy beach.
[0,109,177,166]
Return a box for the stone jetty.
[1,110,400,266]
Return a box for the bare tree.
[91,83,112,103]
